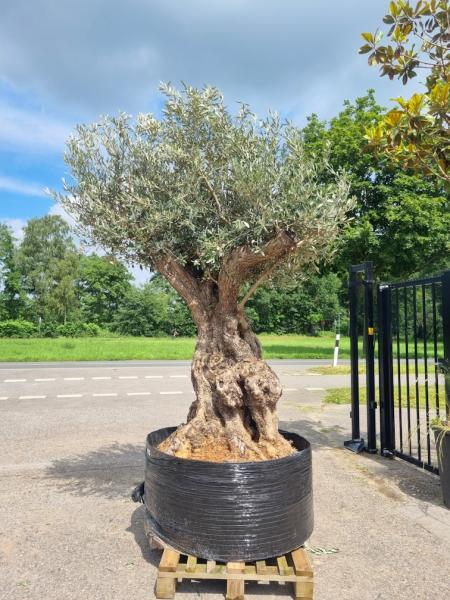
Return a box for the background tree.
[246,274,342,335]
[112,281,169,336]
[0,224,23,319]
[302,91,450,281]
[360,0,450,182]
[18,215,80,324]
[57,84,352,460]
[77,254,132,326]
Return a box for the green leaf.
[359,44,372,55]
[361,32,375,44]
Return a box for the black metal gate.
[348,266,450,474]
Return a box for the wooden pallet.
[155,546,313,600]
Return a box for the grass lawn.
[0,333,350,362]
[325,385,446,412]
[308,362,437,376]
[0,332,444,362]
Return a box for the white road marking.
[34,378,56,382]
[63,377,85,381]
[57,394,83,398]
[145,375,163,379]
[0,396,9,400]
[283,388,298,392]
[160,391,183,395]
[19,395,46,399]
[127,391,152,396]
[93,393,117,397]
[4,379,26,383]
[169,375,188,378]
[92,376,111,380]
[119,376,138,379]
[305,387,325,391]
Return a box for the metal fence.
[348,265,450,474]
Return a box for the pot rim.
[146,426,310,466]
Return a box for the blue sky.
[0,0,415,249]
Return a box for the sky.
[0,0,415,279]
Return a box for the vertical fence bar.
[349,269,361,441]
[442,271,450,418]
[364,263,377,453]
[395,288,403,453]
[431,282,440,417]
[422,285,431,466]
[404,287,412,455]
[412,286,421,463]
[378,284,395,456]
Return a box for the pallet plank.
[227,561,245,573]
[256,560,267,574]
[159,549,180,573]
[186,555,197,573]
[294,579,314,600]
[156,546,313,598]
[277,555,292,576]
[226,579,244,600]
[155,576,176,599]
[291,548,313,576]
[226,562,245,600]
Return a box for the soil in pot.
[158,430,296,462]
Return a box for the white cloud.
[0,174,47,198]
[0,102,71,152]
[1,218,26,242]
[0,1,416,124]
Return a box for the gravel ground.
[0,362,449,600]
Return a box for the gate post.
[348,268,360,441]
[378,284,395,456]
[364,263,377,453]
[442,270,450,414]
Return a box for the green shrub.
[82,323,101,337]
[0,319,37,338]
[54,322,101,337]
[41,322,59,338]
[56,322,83,337]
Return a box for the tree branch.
[238,260,281,308]
[202,175,229,222]
[218,230,298,311]
[152,252,206,323]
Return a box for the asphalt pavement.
[0,360,449,600]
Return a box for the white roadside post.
[332,313,341,367]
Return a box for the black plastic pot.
[433,426,450,509]
[143,426,313,561]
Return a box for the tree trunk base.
[158,312,296,462]
[158,425,296,462]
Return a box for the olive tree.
[56,85,352,460]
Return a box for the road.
[0,360,350,404]
[0,360,449,600]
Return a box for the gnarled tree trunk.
[160,304,294,461]
[155,233,299,461]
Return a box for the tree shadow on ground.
[281,417,444,508]
[45,442,145,499]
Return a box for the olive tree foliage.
[56,85,352,459]
[58,85,351,291]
